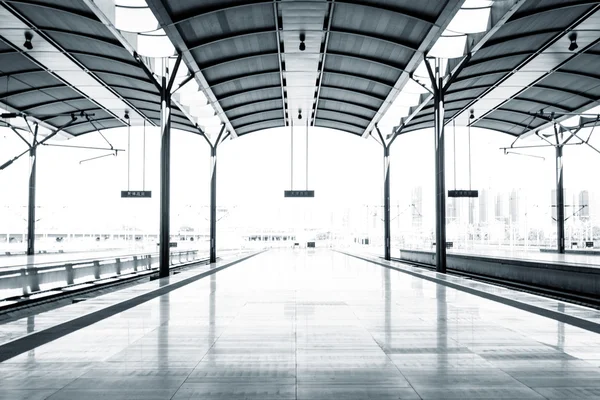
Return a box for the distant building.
[579,190,590,219]
[509,189,519,224]
[447,198,457,221]
[479,189,488,224]
[495,192,506,221]
[551,189,567,220]
[411,186,423,229]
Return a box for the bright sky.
[2,122,600,236]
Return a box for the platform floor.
[1,249,600,400]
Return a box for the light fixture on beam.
[299,33,306,51]
[568,32,578,51]
[298,109,302,120]
[23,31,33,50]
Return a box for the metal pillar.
[555,145,565,254]
[432,58,447,273]
[26,126,38,256]
[383,145,391,260]
[159,74,172,278]
[210,145,217,263]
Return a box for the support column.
[556,145,565,254]
[383,146,391,261]
[27,125,38,256]
[210,145,217,263]
[433,58,447,273]
[159,75,172,278]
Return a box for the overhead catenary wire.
[453,119,456,190]
[127,119,131,191]
[306,116,309,190]
[290,119,294,190]
[143,119,146,191]
[468,121,472,190]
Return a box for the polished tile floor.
[1,249,600,399]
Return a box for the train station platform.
[1,249,600,400]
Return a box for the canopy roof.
[0,0,598,139]
[0,0,196,137]
[398,0,600,137]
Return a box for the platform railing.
[0,250,200,301]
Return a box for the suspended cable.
[453,119,456,190]
[290,119,294,189]
[468,120,472,190]
[143,119,146,191]
[127,119,131,191]
[306,116,309,190]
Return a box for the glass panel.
[137,30,175,57]
[429,33,467,59]
[115,6,159,33]
[447,7,491,34]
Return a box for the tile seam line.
[340,275,423,400]
[0,250,267,363]
[169,279,246,400]
[336,250,600,336]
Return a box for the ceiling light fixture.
[568,32,578,51]
[299,33,306,52]
[469,109,475,120]
[23,31,33,50]
[298,109,302,120]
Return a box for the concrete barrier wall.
[399,249,600,298]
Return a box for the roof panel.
[327,32,413,69]
[203,54,280,83]
[400,1,600,137]
[191,32,278,68]
[321,72,391,98]
[212,72,281,98]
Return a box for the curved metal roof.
[398,1,600,137]
[1,0,598,140]
[0,0,196,137]
[146,0,464,137]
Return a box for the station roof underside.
[0,0,598,139]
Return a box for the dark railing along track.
[392,257,600,310]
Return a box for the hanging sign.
[121,190,152,198]
[284,190,315,198]
[448,190,478,198]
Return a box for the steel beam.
[26,125,38,256]
[145,0,238,138]
[361,0,466,137]
[393,0,528,139]
[159,74,172,278]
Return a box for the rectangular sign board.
[121,190,152,198]
[448,190,478,198]
[284,190,315,198]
